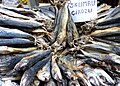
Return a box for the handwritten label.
[68,0,97,22]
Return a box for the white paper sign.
[68,0,97,22]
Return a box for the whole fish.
[0,51,38,73]
[36,60,51,82]
[0,38,34,47]
[0,14,43,29]
[0,27,34,40]
[20,56,50,86]
[0,46,37,54]
[0,8,31,20]
[51,54,62,82]
[81,49,120,65]
[51,6,62,43]
[70,13,79,41]
[52,2,68,46]
[11,50,51,74]
[66,9,74,47]
[90,26,120,37]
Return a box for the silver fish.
[52,2,68,46]
[11,50,51,74]
[0,27,34,40]
[20,56,50,86]
[0,38,34,47]
[0,8,31,20]
[0,13,43,28]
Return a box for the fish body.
[81,49,120,65]
[58,62,77,80]
[0,4,39,18]
[0,51,38,73]
[12,50,51,73]
[0,38,34,47]
[0,46,37,54]
[66,9,74,47]
[0,14,43,28]
[53,2,68,46]
[37,61,51,82]
[90,26,120,37]
[82,66,113,86]
[0,8,31,20]
[51,54,62,82]
[20,56,50,86]
[0,27,34,40]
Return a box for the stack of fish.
[0,0,119,86]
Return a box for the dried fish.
[0,38,34,47]
[91,26,120,37]
[10,50,51,74]
[37,60,51,82]
[82,66,114,86]
[20,56,50,86]
[0,8,31,20]
[0,14,43,28]
[52,2,68,46]
[51,54,62,82]
[0,46,37,54]
[0,27,34,40]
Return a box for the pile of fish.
[0,0,120,86]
